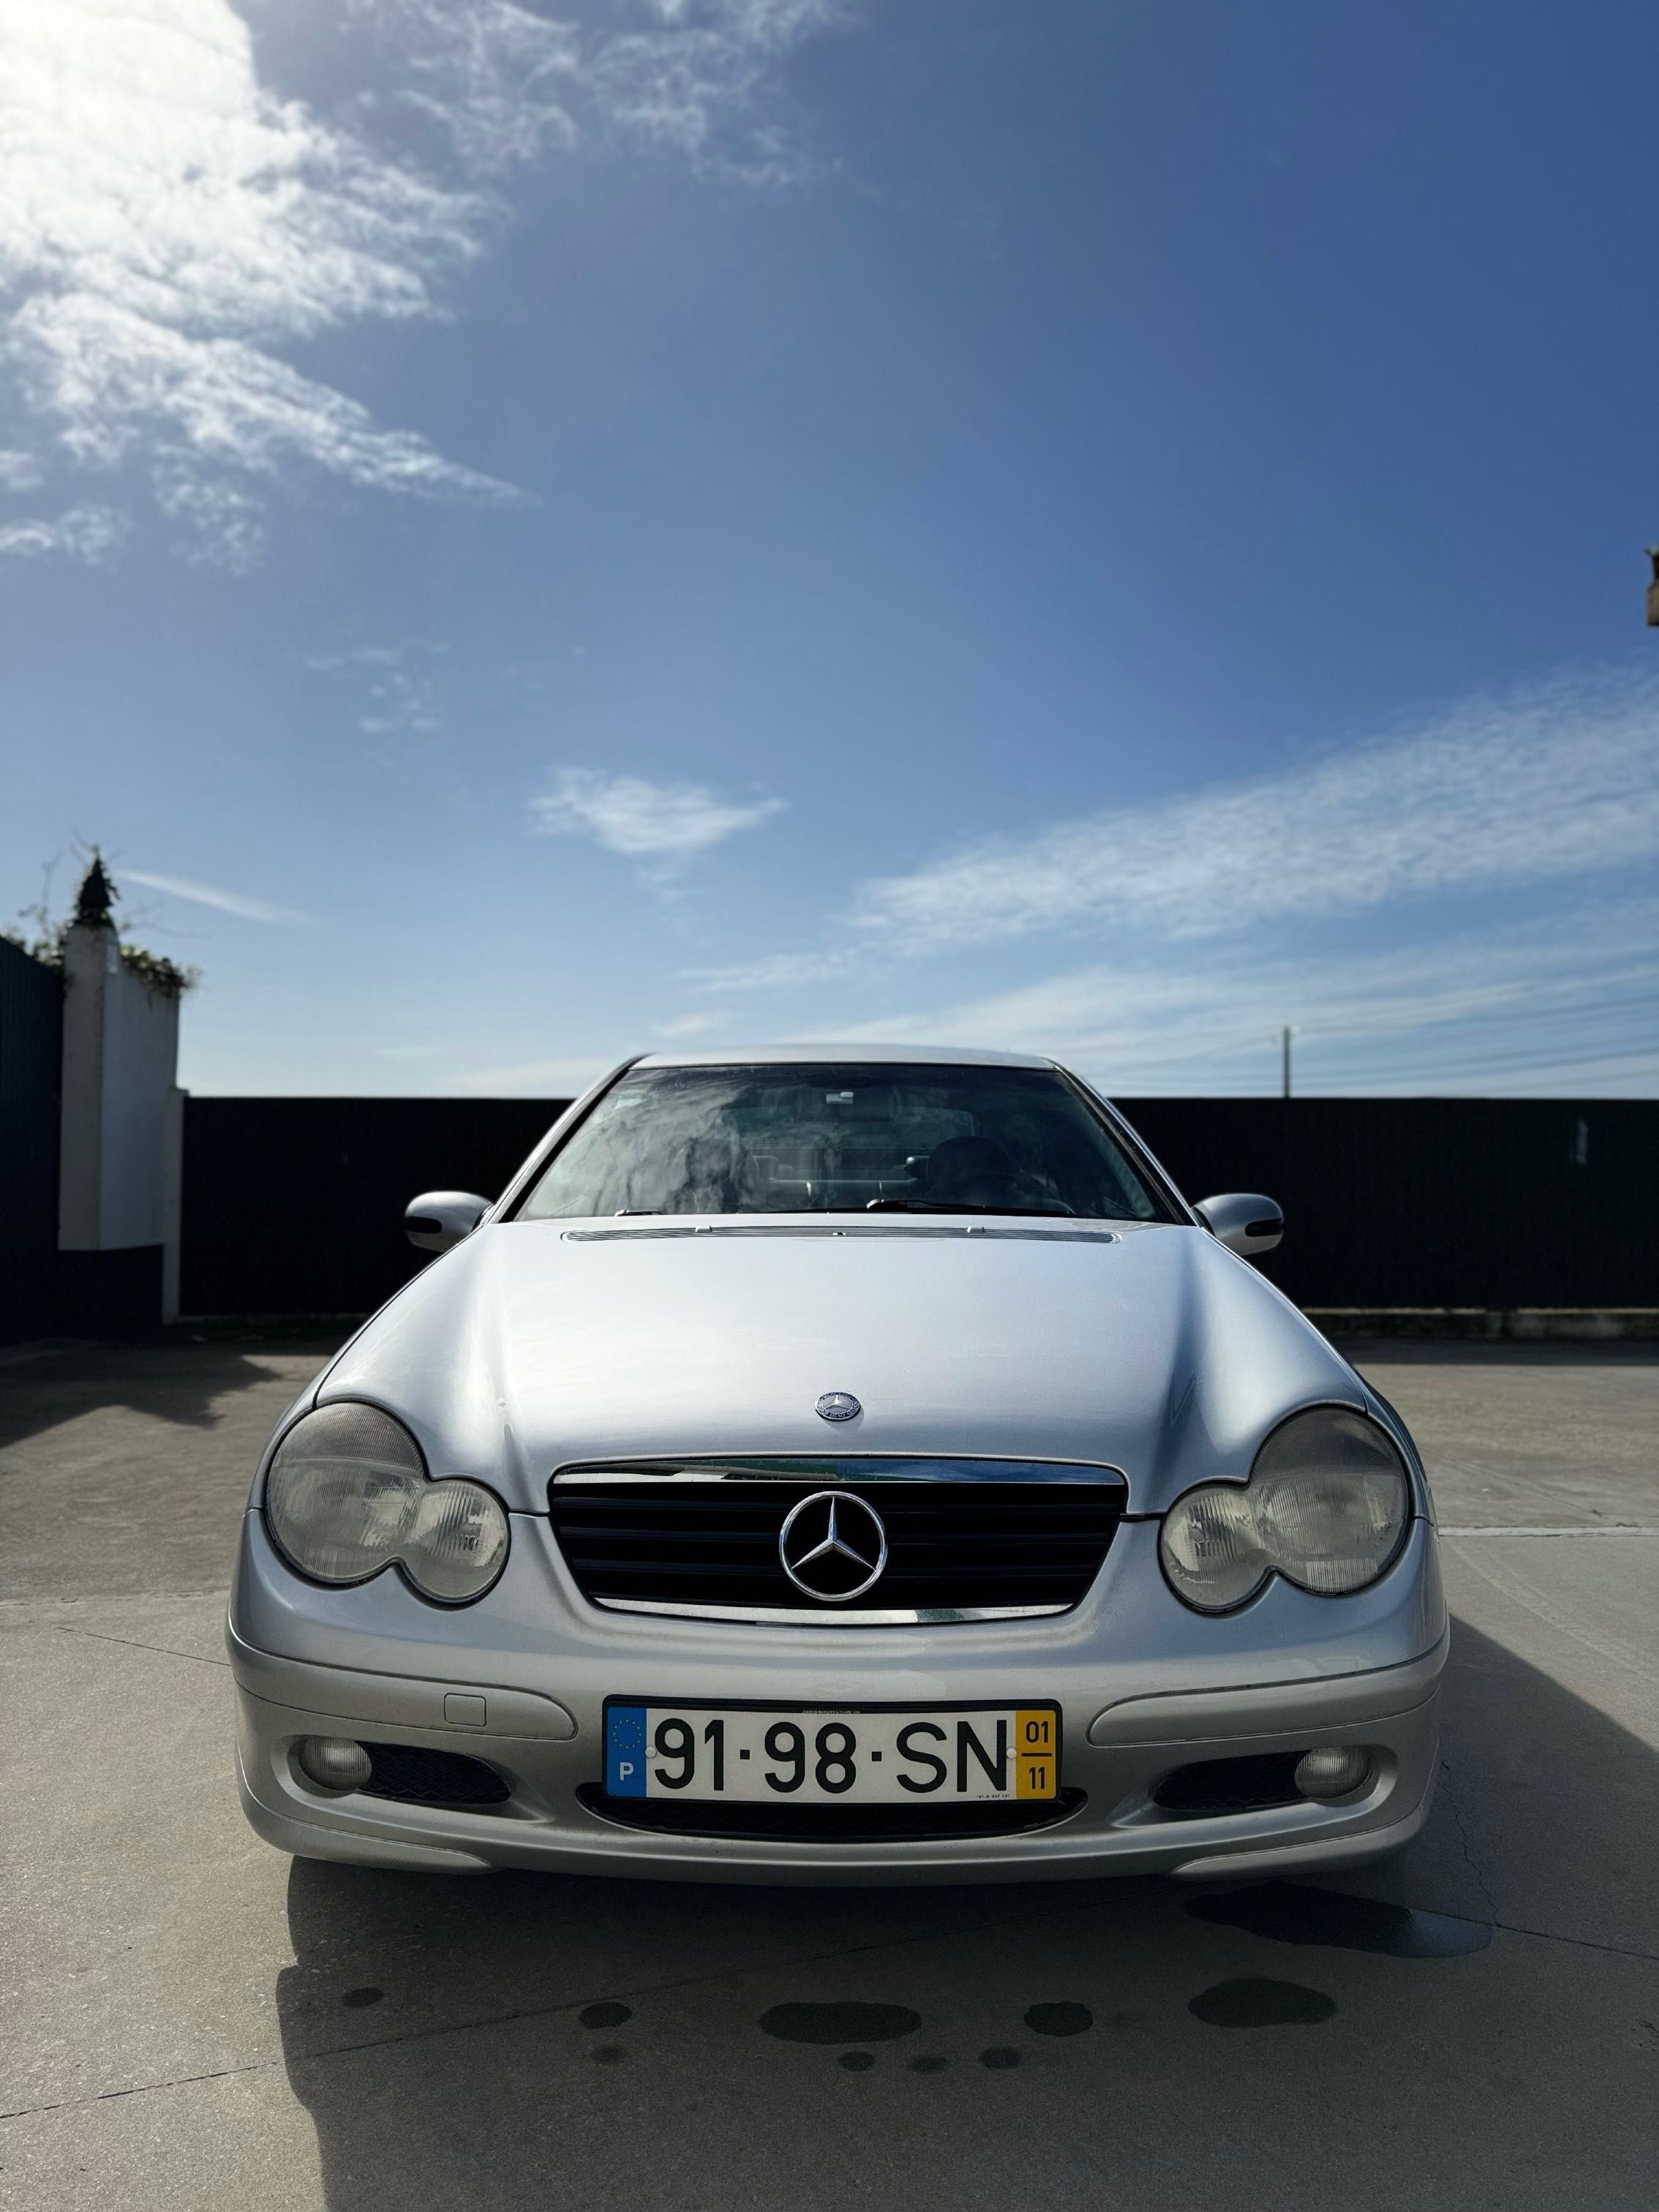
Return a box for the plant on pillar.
[4,849,199,999]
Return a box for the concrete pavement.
[2,1336,1655,2210]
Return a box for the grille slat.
[548,1464,1126,1619]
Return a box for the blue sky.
[2,0,1656,1097]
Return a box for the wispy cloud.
[851,667,1659,952]
[676,664,1659,1094]
[309,641,445,740]
[654,1009,723,1038]
[0,0,843,568]
[688,944,859,992]
[124,869,315,925]
[812,900,1659,1097]
[0,503,128,564]
[0,0,514,569]
[350,0,583,174]
[530,767,786,870]
[582,0,843,185]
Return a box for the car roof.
[631,1042,1057,1071]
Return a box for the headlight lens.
[1160,1407,1410,1613]
[1157,1480,1267,1611]
[264,1402,510,1603]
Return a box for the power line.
[1110,988,1656,1085]
[1299,988,1659,1046]
[1295,1045,1659,1084]
[1302,1032,1659,1078]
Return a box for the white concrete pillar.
[57,922,186,1330]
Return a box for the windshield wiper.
[864,1200,1077,1219]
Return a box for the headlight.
[1160,1406,1410,1613]
[264,1402,510,1604]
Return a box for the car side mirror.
[405,1191,490,1253]
[1194,1192,1284,1257]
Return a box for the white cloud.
[530,767,786,864]
[584,0,842,184]
[123,869,315,924]
[350,1,584,174]
[0,0,841,567]
[851,667,1659,952]
[0,0,513,565]
[688,943,859,991]
[654,1009,723,1037]
[813,900,1659,1096]
[0,447,42,489]
[309,640,445,738]
[356,0,841,181]
[0,503,128,563]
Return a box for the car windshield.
[518,1063,1168,1222]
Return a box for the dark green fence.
[178,1091,1658,1319]
[0,938,62,1344]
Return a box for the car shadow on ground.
[271,1616,1659,2212]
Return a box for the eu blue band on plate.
[606,1705,648,1797]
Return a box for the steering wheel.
[919,1135,1073,1212]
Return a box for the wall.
[178,1091,1659,1319]
[0,937,63,1344]
[56,923,184,1330]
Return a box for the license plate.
[603,1701,1059,1805]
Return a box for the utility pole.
[1647,546,1659,628]
[1280,1025,1294,1099]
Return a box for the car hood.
[304,1217,1366,1516]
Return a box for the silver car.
[229,1045,1445,1884]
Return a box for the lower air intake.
[1152,1752,1306,1818]
[360,1743,511,1808]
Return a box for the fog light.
[296,1736,372,1791]
[1294,1747,1372,1800]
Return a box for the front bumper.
[229,1510,1447,1884]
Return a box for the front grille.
[360,1743,511,1808]
[547,1458,1126,1622]
[579,1783,1087,1843]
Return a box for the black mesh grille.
[361,1743,511,1807]
[547,1462,1126,1615]
[1152,1752,1306,1817]
[579,1783,1086,1844]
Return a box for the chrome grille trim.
[546,1459,1127,1622]
[553,1456,1126,1486]
[593,1598,1071,1625]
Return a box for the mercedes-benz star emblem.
[778,1491,889,1603]
[815,1391,862,1423]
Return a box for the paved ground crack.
[53,1626,228,1669]
[2,2062,266,2122]
[1437,1758,1500,1923]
